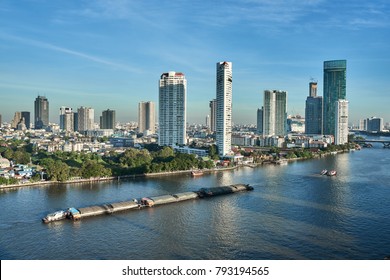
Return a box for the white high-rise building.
[335,99,349,145]
[263,90,287,136]
[138,101,156,134]
[77,106,94,132]
[205,115,210,128]
[159,71,187,146]
[216,61,232,157]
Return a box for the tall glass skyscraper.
[263,90,287,136]
[305,82,323,134]
[323,60,346,136]
[34,95,49,129]
[257,107,263,134]
[216,62,232,157]
[159,72,186,146]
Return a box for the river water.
[1,144,390,260]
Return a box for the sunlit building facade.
[335,99,349,145]
[159,72,187,146]
[216,62,232,157]
[263,90,287,137]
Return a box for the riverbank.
[0,148,355,190]
[0,165,239,189]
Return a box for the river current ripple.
[1,145,390,259]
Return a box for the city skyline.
[1,0,390,124]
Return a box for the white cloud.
[0,32,143,73]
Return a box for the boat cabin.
[67,207,81,220]
[141,197,154,207]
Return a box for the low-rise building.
[172,145,208,157]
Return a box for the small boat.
[327,170,337,176]
[191,170,203,177]
[275,159,288,165]
[320,169,328,175]
[42,210,67,223]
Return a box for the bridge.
[353,139,390,148]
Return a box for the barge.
[42,184,253,223]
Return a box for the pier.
[42,184,253,223]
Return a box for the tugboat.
[327,170,337,176]
[42,210,67,223]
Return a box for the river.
[1,143,390,260]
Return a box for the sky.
[0,0,389,125]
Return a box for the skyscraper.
[366,117,383,132]
[138,101,155,134]
[263,90,287,136]
[21,111,30,129]
[323,60,347,136]
[209,99,217,133]
[100,109,116,129]
[60,107,74,132]
[305,81,323,134]
[159,72,186,146]
[257,107,263,134]
[11,112,22,129]
[34,95,49,129]
[216,61,232,157]
[11,111,30,130]
[335,99,349,145]
[77,107,94,132]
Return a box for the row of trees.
[1,138,358,184]
[34,151,112,181]
[0,139,214,182]
[103,146,214,175]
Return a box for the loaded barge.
[42,184,253,223]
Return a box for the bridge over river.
[353,139,390,148]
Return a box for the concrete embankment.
[0,166,239,189]
[43,184,253,223]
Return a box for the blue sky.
[0,0,389,125]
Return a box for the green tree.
[151,147,175,164]
[286,151,297,159]
[13,150,30,164]
[3,149,13,160]
[208,145,219,160]
[118,148,152,168]
[80,160,112,178]
[40,158,70,182]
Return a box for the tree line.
[0,140,214,182]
